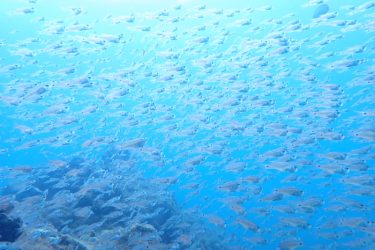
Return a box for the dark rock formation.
[0,214,22,242]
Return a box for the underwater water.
[0,0,374,249]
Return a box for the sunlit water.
[0,0,374,249]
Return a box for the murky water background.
[0,0,374,249]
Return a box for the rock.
[0,242,21,250]
[0,214,22,242]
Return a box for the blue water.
[0,0,374,249]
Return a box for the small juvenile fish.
[218,180,241,192]
[341,175,374,187]
[236,217,259,232]
[277,187,304,197]
[317,163,347,175]
[354,128,375,142]
[229,203,246,215]
[266,162,296,172]
[225,162,246,173]
[279,238,304,250]
[273,205,296,214]
[185,155,205,166]
[262,191,283,202]
[15,125,33,134]
[313,4,329,18]
[243,176,261,183]
[206,214,226,228]
[246,236,267,245]
[15,8,35,14]
[118,138,146,148]
[281,217,310,229]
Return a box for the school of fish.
[0,0,374,249]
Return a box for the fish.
[206,214,226,228]
[354,128,375,141]
[117,138,146,149]
[281,217,310,229]
[0,0,374,249]
[262,191,284,202]
[277,187,304,197]
[278,238,304,250]
[236,218,259,232]
[218,180,241,193]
